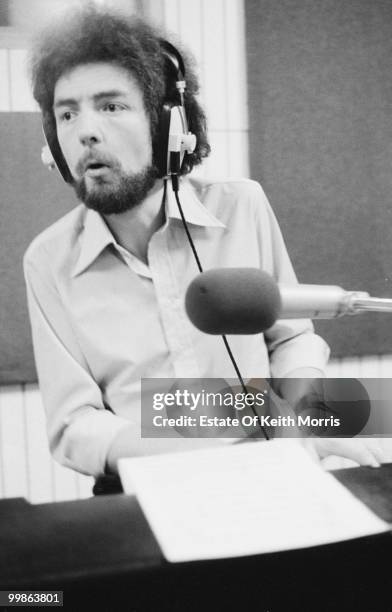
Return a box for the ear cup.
[158,40,196,179]
[156,102,193,177]
[155,102,172,177]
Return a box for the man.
[24,5,383,480]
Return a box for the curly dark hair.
[30,4,210,179]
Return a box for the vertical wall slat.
[223,0,249,131]
[325,358,342,378]
[203,131,230,177]
[176,1,203,70]
[9,49,37,111]
[0,49,10,110]
[379,354,392,378]
[358,355,381,378]
[24,383,54,503]
[141,0,165,25]
[0,385,29,498]
[162,0,180,34]
[333,357,361,378]
[76,472,94,499]
[52,461,81,502]
[226,131,250,177]
[200,0,227,133]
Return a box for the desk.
[1,465,392,612]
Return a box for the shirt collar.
[72,208,115,277]
[165,178,226,229]
[72,177,225,277]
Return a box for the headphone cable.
[168,176,269,441]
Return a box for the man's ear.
[41,144,56,170]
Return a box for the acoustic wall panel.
[0,112,78,383]
[245,0,392,357]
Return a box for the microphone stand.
[347,295,392,314]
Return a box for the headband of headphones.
[41,39,196,183]
[159,39,186,83]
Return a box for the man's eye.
[60,111,75,122]
[103,103,123,113]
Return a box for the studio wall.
[246,0,392,357]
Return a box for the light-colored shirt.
[24,177,329,476]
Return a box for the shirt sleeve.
[252,182,330,378]
[23,247,131,477]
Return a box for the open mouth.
[86,162,107,170]
[84,162,110,176]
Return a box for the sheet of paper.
[118,440,388,563]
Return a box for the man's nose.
[78,111,102,146]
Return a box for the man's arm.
[24,247,131,477]
[251,182,329,377]
[254,185,385,466]
[25,246,226,476]
[105,427,226,474]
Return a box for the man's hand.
[304,437,386,468]
[276,367,324,406]
[277,371,390,467]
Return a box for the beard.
[74,164,158,215]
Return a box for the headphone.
[41,39,197,183]
[156,39,196,179]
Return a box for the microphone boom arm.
[279,284,392,319]
[351,295,392,313]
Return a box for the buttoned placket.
[113,221,201,379]
[147,222,202,379]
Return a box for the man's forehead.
[53,61,141,103]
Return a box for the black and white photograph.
[1,0,392,610]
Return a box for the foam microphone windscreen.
[185,268,282,334]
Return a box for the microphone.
[185,268,281,334]
[185,268,392,334]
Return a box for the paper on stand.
[118,440,388,563]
